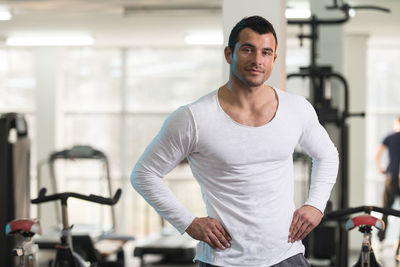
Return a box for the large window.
[59,47,222,235]
[0,48,36,112]
[366,42,400,204]
[0,48,37,186]
[365,42,400,243]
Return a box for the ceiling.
[0,0,223,46]
[0,0,398,46]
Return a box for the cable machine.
[0,113,31,267]
[287,1,389,266]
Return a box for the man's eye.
[243,48,252,53]
[263,51,272,56]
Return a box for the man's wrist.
[303,204,323,217]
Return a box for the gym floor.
[371,214,400,267]
[373,244,400,267]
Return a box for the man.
[375,117,400,242]
[131,16,338,266]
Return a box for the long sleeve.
[130,106,197,234]
[298,98,339,213]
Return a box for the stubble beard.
[234,71,266,88]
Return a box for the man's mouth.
[246,68,264,74]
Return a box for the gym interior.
[1,0,400,266]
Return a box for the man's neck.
[223,80,272,111]
[217,83,278,127]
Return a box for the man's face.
[394,120,400,132]
[225,28,277,88]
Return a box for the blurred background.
[1,0,400,266]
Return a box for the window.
[59,46,222,235]
[0,48,36,112]
[0,48,37,198]
[286,38,312,207]
[366,42,400,206]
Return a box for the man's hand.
[288,205,322,243]
[375,144,387,175]
[185,217,232,250]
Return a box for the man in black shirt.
[375,117,400,241]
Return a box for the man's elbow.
[130,166,143,191]
[130,164,159,193]
[321,144,339,165]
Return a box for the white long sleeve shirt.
[131,87,339,266]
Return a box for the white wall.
[344,33,368,251]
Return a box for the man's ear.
[224,46,233,64]
[273,53,278,63]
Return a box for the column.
[35,47,62,229]
[344,33,369,251]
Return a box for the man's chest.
[194,119,301,166]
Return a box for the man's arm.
[289,98,339,243]
[131,106,197,233]
[131,106,231,249]
[375,144,387,174]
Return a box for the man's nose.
[251,51,263,65]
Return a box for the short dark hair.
[228,16,278,52]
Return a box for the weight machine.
[287,1,389,266]
[0,113,31,267]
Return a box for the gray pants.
[199,253,310,267]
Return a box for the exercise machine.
[287,1,390,266]
[0,113,31,266]
[6,219,42,267]
[31,187,122,267]
[326,206,400,267]
[35,145,134,266]
[37,145,116,229]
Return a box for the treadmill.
[35,145,134,266]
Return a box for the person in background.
[376,117,400,242]
[131,15,339,267]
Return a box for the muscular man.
[376,117,400,242]
[131,16,338,266]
